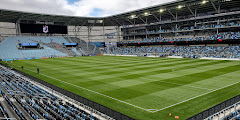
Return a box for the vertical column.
[103,20,105,43]
[74,26,77,37]
[87,26,90,51]
[134,19,136,40]
[159,15,162,22]
[16,18,21,36]
[176,12,178,21]
[159,26,162,38]
[118,26,121,42]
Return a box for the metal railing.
[187,95,240,120]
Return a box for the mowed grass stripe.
[59,58,187,72]
[32,57,185,72]
[22,57,195,79]
[126,85,210,109]
[13,58,230,91]
[4,56,240,120]
[54,56,176,66]
[142,61,239,82]
[24,58,217,87]
[101,61,239,100]
[86,60,223,91]
[88,60,227,90]
[184,69,240,90]
[12,58,201,86]
[86,59,207,80]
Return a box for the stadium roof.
[0,0,239,26]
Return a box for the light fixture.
[159,9,164,13]
[129,15,137,19]
[143,12,151,16]
[202,0,207,4]
[177,5,183,9]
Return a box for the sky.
[0,0,177,17]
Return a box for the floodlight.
[143,12,151,16]
[202,0,207,4]
[129,15,137,19]
[159,9,164,13]
[177,5,183,9]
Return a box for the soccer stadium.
[0,0,240,120]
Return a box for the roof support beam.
[152,14,160,22]
[15,13,24,23]
[78,20,87,28]
[210,0,218,13]
[218,4,220,14]
[89,20,97,31]
[187,6,195,17]
[74,20,87,36]
[167,9,176,20]
[36,15,44,21]
[125,18,134,25]
[138,17,147,24]
[107,18,120,28]
[67,17,76,25]
[115,19,123,26]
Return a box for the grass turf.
[2,56,240,120]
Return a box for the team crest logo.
[43,25,49,33]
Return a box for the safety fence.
[187,94,240,120]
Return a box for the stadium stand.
[120,32,240,43]
[0,36,101,60]
[102,45,240,59]
[1,0,240,119]
[0,65,100,120]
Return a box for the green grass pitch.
[2,56,240,120]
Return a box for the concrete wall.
[0,22,123,43]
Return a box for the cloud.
[0,0,177,17]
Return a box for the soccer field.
[3,56,240,120]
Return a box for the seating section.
[224,110,240,120]
[102,46,240,59]
[126,22,240,36]
[68,37,102,55]
[0,66,98,120]
[0,36,101,59]
[121,32,240,44]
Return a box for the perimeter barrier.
[187,94,240,120]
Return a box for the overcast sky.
[0,0,177,17]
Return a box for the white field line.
[150,79,240,113]
[140,68,240,91]
[10,64,152,112]
[157,80,213,91]
[139,62,226,79]
[9,64,240,113]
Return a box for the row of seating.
[125,19,240,36]
[0,102,8,118]
[224,109,240,120]
[102,46,240,59]
[0,67,98,120]
[120,32,240,44]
